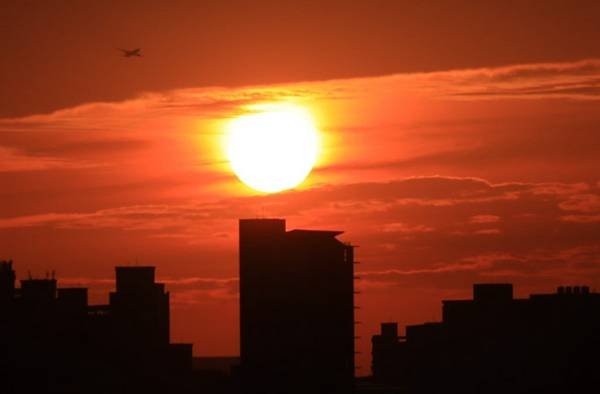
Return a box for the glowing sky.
[2,1,600,375]
[2,59,600,371]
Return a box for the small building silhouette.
[372,283,600,394]
[239,219,355,394]
[110,266,170,350]
[0,260,193,394]
[0,260,15,302]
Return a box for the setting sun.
[225,104,320,193]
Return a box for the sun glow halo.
[226,104,319,193]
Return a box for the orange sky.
[2,1,600,375]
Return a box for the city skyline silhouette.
[2,218,599,393]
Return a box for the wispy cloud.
[57,275,239,305]
[470,214,501,224]
[0,146,96,172]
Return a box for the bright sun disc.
[226,104,319,193]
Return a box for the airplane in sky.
[118,48,142,57]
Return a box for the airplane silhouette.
[118,48,142,57]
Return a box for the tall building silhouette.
[239,219,355,394]
[371,283,600,394]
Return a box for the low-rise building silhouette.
[239,219,356,394]
[372,283,600,394]
[0,260,193,394]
